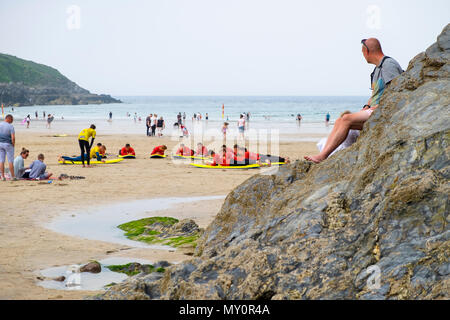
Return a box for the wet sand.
[0,128,321,299]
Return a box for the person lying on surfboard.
[59,144,106,163]
[119,143,135,156]
[151,145,167,156]
[175,143,194,156]
[195,143,209,157]
[207,146,235,166]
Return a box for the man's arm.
[89,138,95,149]
[11,133,15,147]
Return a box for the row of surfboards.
[58,154,285,169]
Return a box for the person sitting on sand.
[176,143,194,156]
[195,143,209,157]
[151,145,167,156]
[304,38,403,164]
[28,154,53,180]
[119,143,135,156]
[316,111,360,157]
[13,148,30,179]
[78,124,97,167]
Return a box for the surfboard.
[118,155,136,159]
[58,158,124,165]
[150,154,167,158]
[172,155,211,160]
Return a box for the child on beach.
[222,122,229,141]
[28,154,53,180]
[151,145,167,156]
[119,144,135,156]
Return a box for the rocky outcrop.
[0,53,120,106]
[98,24,450,300]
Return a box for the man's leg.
[79,140,86,166]
[0,146,5,179]
[7,145,15,178]
[305,110,371,163]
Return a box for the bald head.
[362,38,385,65]
[365,38,383,54]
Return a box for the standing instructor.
[78,124,97,167]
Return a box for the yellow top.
[90,146,100,159]
[78,128,96,141]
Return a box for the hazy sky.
[1,0,449,96]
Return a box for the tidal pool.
[36,257,154,291]
[45,196,225,249]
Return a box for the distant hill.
[0,53,121,106]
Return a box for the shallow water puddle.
[45,196,225,249]
[36,257,154,291]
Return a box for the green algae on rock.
[98,24,450,301]
[118,217,201,248]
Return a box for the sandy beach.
[0,126,321,299]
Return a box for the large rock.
[80,261,101,274]
[98,24,450,300]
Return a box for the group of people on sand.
[0,114,53,181]
[160,142,290,167]
[145,114,166,137]
[59,124,137,165]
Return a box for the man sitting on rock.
[305,38,403,163]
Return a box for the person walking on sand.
[26,115,31,128]
[35,111,38,119]
[151,114,158,136]
[305,38,403,164]
[0,115,16,181]
[77,124,97,167]
[46,114,54,129]
[146,113,152,136]
[238,114,246,140]
[156,116,165,137]
[222,122,229,142]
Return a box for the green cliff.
[0,53,120,106]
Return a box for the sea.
[7,96,367,140]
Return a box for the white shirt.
[238,118,245,127]
[317,130,360,157]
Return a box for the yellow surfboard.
[172,155,211,160]
[58,158,124,165]
[150,154,167,158]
